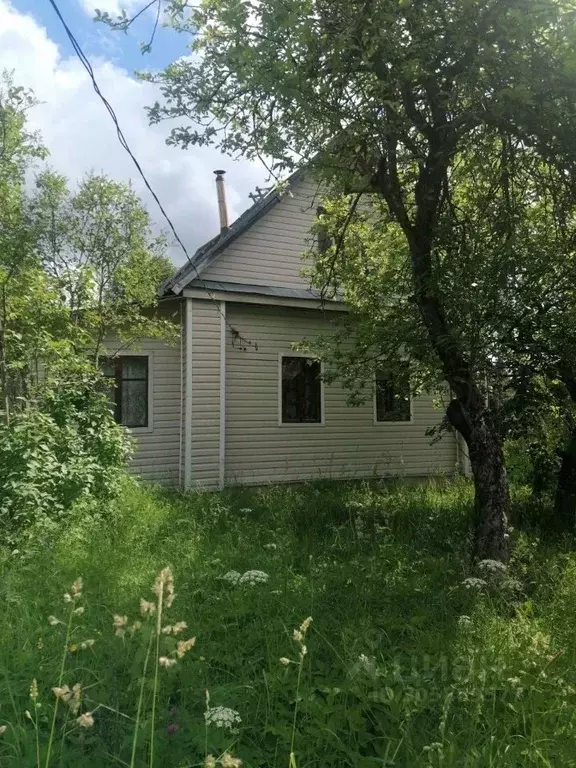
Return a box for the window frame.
[373,365,414,426]
[278,352,325,427]
[102,351,154,434]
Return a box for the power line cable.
[46,0,257,348]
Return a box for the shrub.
[0,364,131,543]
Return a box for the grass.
[1,476,576,766]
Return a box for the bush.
[0,365,131,544]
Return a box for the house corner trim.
[219,300,226,490]
[184,297,193,489]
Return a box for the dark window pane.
[99,355,149,428]
[376,366,411,422]
[282,357,322,423]
[121,379,148,427]
[122,357,147,380]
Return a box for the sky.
[0,0,268,265]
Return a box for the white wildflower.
[159,656,177,668]
[0,725,6,735]
[221,570,242,585]
[204,757,217,768]
[478,559,507,575]
[47,616,60,626]
[204,705,242,733]
[73,607,84,615]
[280,657,291,666]
[63,593,72,603]
[239,569,269,586]
[264,543,277,551]
[461,577,487,590]
[79,639,95,650]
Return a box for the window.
[101,355,149,428]
[281,356,322,424]
[375,365,411,422]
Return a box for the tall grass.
[1,476,576,766]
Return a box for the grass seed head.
[71,577,83,598]
[77,712,94,728]
[140,599,156,616]
[113,615,128,636]
[152,567,175,606]
[30,679,38,702]
[176,637,196,658]
[221,754,242,767]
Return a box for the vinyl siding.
[200,177,320,290]
[103,303,183,486]
[189,299,221,489]
[224,304,458,486]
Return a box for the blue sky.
[0,0,267,264]
[22,0,187,71]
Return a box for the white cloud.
[79,0,121,17]
[0,0,267,265]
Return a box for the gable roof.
[161,168,304,297]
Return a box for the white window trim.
[278,352,325,427]
[115,350,154,435]
[373,369,414,426]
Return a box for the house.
[107,170,466,489]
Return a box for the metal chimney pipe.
[214,170,229,233]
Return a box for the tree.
[102,0,576,559]
[31,171,176,363]
[0,73,60,424]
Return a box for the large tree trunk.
[375,131,510,561]
[448,398,509,560]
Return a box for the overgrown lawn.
[1,478,576,766]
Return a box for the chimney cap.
[214,169,226,176]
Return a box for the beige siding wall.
[201,177,320,290]
[224,304,457,486]
[104,302,183,486]
[189,299,221,489]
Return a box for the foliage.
[0,359,131,546]
[0,72,176,542]
[99,0,576,554]
[31,170,176,361]
[1,479,576,765]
